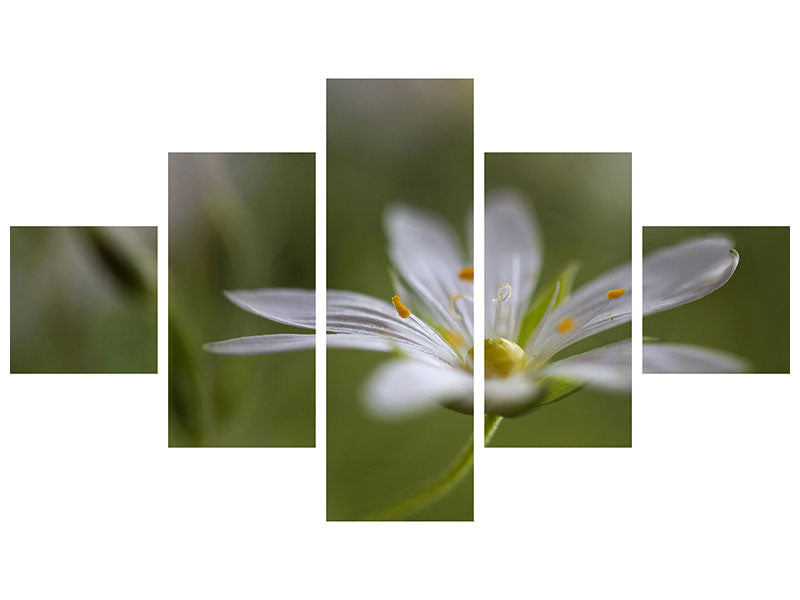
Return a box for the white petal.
[224,288,314,328]
[644,236,739,315]
[485,189,543,340]
[204,331,452,366]
[327,333,453,366]
[327,290,461,364]
[485,375,543,416]
[363,359,473,418]
[525,236,739,364]
[643,342,747,373]
[204,333,315,355]
[384,204,473,338]
[222,287,460,365]
[526,262,631,364]
[540,342,632,393]
[325,333,394,353]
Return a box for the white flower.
[205,204,475,417]
[480,189,744,414]
[205,192,743,418]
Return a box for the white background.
[1,2,798,598]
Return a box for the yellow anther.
[458,266,474,282]
[606,288,625,300]
[443,329,465,347]
[391,295,410,318]
[556,317,576,334]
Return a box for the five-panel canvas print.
[9,79,791,522]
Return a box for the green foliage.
[10,227,157,374]
[168,153,315,447]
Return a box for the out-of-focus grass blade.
[81,227,156,297]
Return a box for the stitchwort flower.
[478,190,745,413]
[205,190,743,418]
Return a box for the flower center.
[469,337,527,378]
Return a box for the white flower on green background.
[205,204,475,417]
[205,192,744,418]
[479,189,745,414]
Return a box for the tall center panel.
[326,79,475,521]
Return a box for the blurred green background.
[327,79,474,520]
[10,226,157,374]
[485,153,632,448]
[643,226,789,373]
[169,153,315,447]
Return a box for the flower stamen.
[458,266,474,282]
[491,283,513,339]
[556,317,576,333]
[391,294,411,318]
[606,288,626,300]
[493,283,512,304]
[448,293,466,320]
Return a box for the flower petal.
[525,262,631,364]
[485,375,543,417]
[224,288,315,328]
[384,204,473,338]
[525,236,739,365]
[328,333,455,366]
[328,290,461,365]
[486,190,543,340]
[363,359,473,418]
[221,287,460,365]
[643,236,739,315]
[204,333,315,355]
[643,342,748,373]
[203,331,453,366]
[540,342,632,393]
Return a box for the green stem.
[363,415,506,520]
[484,413,504,445]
